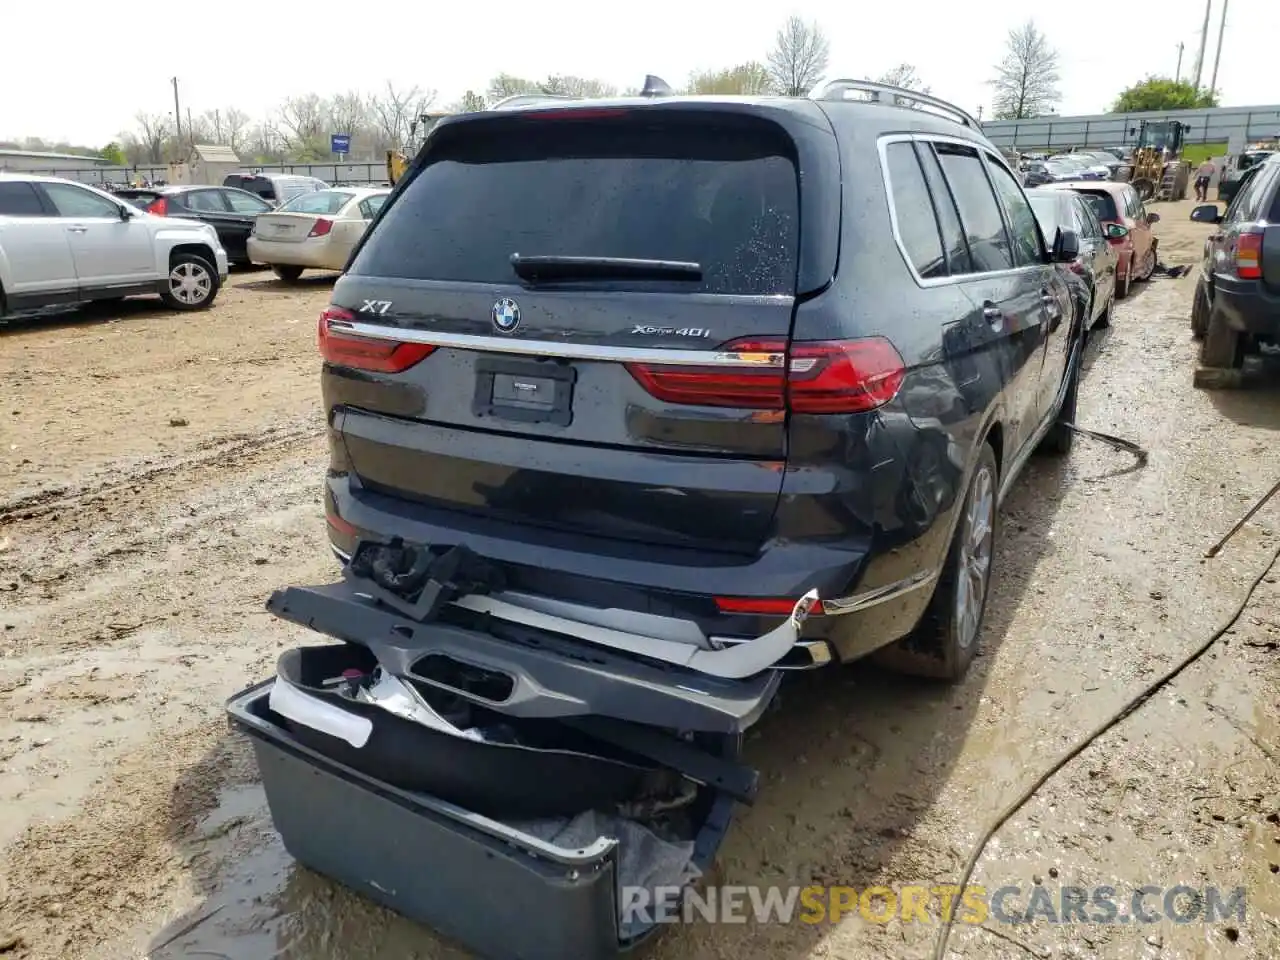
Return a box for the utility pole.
[171,77,182,147]
[1175,42,1185,82]
[1192,0,1213,90]
[1209,0,1229,99]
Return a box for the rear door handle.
[66,226,87,234]
[982,304,1003,325]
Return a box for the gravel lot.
[1,206,1277,960]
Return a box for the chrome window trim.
[877,133,1047,289]
[329,319,788,367]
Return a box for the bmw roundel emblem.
[492,297,521,334]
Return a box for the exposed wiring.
[1206,477,1280,558]
[1062,422,1149,468]
[932,484,1280,960]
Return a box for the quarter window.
[884,142,946,280]
[935,144,1013,273]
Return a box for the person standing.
[1194,158,1217,202]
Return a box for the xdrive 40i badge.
[631,325,712,338]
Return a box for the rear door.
[0,180,77,298]
[928,141,1049,458]
[327,108,812,553]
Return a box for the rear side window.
[1079,190,1119,222]
[0,181,47,216]
[916,145,973,275]
[884,142,945,280]
[351,116,800,296]
[279,190,354,214]
[1027,194,1062,239]
[935,144,1012,273]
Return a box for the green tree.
[688,62,773,95]
[1111,77,1218,112]
[99,142,126,165]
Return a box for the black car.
[1024,159,1082,187]
[1190,153,1280,368]
[1027,188,1118,336]
[115,185,272,265]
[310,80,1082,689]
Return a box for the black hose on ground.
[932,486,1280,960]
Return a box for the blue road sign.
[330,134,351,155]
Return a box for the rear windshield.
[1027,193,1063,236]
[279,190,353,214]
[224,175,275,200]
[350,116,800,295]
[1078,190,1119,222]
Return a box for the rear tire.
[1136,247,1157,282]
[1199,304,1245,369]
[160,253,219,311]
[1191,281,1210,340]
[881,443,999,682]
[273,265,304,283]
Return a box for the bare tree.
[487,74,539,102]
[766,16,829,96]
[368,82,435,150]
[876,64,930,94]
[446,90,489,113]
[277,93,329,155]
[990,20,1060,119]
[539,75,617,98]
[222,108,251,155]
[246,123,287,163]
[688,62,773,95]
[130,113,172,164]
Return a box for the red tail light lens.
[714,596,822,616]
[146,197,168,216]
[308,218,333,238]
[318,306,434,373]
[1236,234,1262,279]
[626,337,905,414]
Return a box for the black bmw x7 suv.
[314,79,1082,691]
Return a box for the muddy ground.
[1,205,1277,960]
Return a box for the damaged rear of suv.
[233,80,1081,959]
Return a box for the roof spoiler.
[809,79,980,129]
[488,93,579,111]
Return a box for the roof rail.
[809,79,980,129]
[488,93,578,111]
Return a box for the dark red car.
[1041,181,1159,298]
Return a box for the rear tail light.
[1236,234,1262,279]
[714,596,824,617]
[146,197,168,216]
[308,218,333,238]
[318,306,434,373]
[626,337,905,414]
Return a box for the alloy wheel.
[169,262,212,305]
[955,465,995,650]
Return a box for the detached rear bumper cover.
[267,581,782,734]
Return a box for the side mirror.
[1147,212,1161,224]
[1190,204,1222,224]
[1053,228,1081,262]
[118,205,133,220]
[1105,223,1130,239]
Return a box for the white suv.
[0,173,229,316]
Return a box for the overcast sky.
[3,0,1278,146]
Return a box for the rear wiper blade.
[510,254,702,283]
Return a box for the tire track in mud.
[0,419,324,526]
